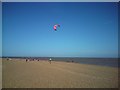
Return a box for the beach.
[2,58,118,88]
[0,58,2,89]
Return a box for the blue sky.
[0,2,1,57]
[2,2,118,57]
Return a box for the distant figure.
[26,59,28,62]
[7,58,9,61]
[49,58,52,64]
[7,58,12,61]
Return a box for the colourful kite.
[53,24,60,31]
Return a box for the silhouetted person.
[26,59,28,62]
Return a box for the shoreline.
[2,57,118,68]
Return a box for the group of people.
[25,58,52,64]
[25,59,40,62]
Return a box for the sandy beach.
[0,58,2,89]
[2,58,118,88]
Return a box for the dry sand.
[2,58,118,88]
[0,58,2,89]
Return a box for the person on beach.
[49,58,52,64]
[26,59,28,62]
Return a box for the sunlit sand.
[2,58,118,88]
[0,58,2,89]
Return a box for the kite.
[53,24,60,31]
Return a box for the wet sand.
[2,58,118,88]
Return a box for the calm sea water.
[3,57,118,67]
[50,58,118,67]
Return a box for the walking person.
[49,58,52,64]
[26,59,28,62]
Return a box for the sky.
[2,0,120,2]
[2,2,118,57]
[0,2,2,57]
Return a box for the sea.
[2,57,119,67]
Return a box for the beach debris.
[53,24,60,31]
